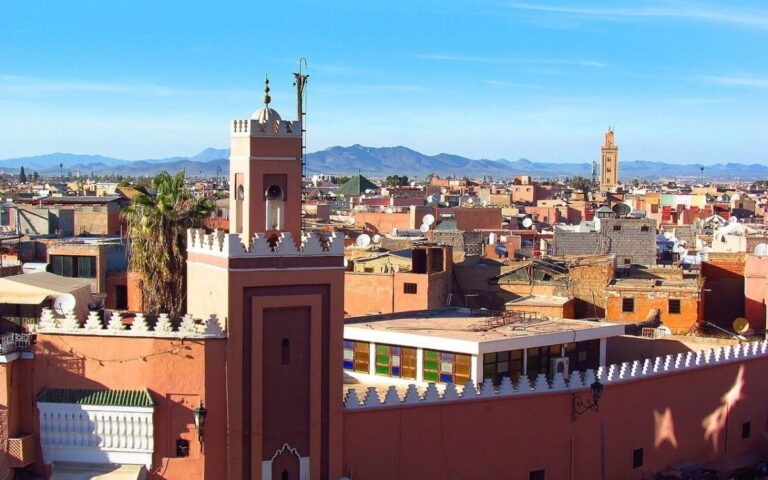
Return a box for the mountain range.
[1,145,765,180]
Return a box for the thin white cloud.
[416,54,605,68]
[698,74,768,89]
[483,79,543,88]
[507,2,768,30]
[0,75,182,96]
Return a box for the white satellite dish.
[663,232,673,240]
[729,216,737,224]
[53,293,76,315]
[356,234,371,247]
[522,218,533,229]
[347,217,356,225]
[419,224,430,233]
[423,214,435,226]
[372,234,381,243]
[360,194,366,200]
[392,227,399,236]
[754,243,768,256]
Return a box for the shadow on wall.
[606,335,694,365]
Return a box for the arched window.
[281,338,290,366]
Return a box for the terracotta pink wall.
[744,254,768,331]
[342,357,768,479]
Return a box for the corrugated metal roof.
[37,389,155,407]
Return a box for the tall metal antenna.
[293,58,309,232]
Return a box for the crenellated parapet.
[187,228,344,258]
[36,308,226,339]
[231,119,301,137]
[344,340,768,409]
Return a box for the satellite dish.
[423,214,435,226]
[347,217,356,225]
[360,194,366,200]
[522,218,533,229]
[656,325,672,336]
[612,203,631,217]
[53,293,76,315]
[419,224,430,233]
[729,216,737,224]
[356,234,371,247]
[372,234,381,243]
[754,243,768,256]
[733,317,749,334]
[663,232,673,240]
[392,227,399,236]
[429,193,441,204]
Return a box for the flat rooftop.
[345,307,624,355]
[506,295,572,307]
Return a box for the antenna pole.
[294,58,309,232]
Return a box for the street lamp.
[572,380,604,421]
[193,400,208,450]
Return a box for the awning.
[0,292,49,305]
[51,462,146,480]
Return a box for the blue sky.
[2,1,767,164]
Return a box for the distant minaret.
[600,127,619,191]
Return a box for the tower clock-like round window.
[266,185,283,200]
[237,185,245,200]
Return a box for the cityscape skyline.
[2,1,768,165]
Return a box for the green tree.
[32,171,39,181]
[121,171,214,317]
[385,175,409,187]
[336,175,351,186]
[19,166,27,184]
[571,176,591,194]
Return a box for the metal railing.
[0,333,33,355]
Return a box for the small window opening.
[281,470,289,480]
[632,448,644,469]
[668,299,681,314]
[176,439,190,457]
[613,225,621,232]
[404,283,418,294]
[281,338,290,365]
[622,298,635,313]
[641,225,650,232]
[742,421,751,439]
[529,470,545,480]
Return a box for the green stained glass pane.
[424,360,439,371]
[485,353,496,363]
[424,350,438,360]
[424,371,438,381]
[376,355,390,364]
[377,345,389,354]
[375,365,390,375]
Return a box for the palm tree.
[121,171,214,317]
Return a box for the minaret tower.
[600,127,619,191]
[186,74,345,479]
[230,76,304,245]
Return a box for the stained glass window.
[424,349,470,384]
[374,344,416,379]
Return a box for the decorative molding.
[36,308,226,339]
[187,229,344,259]
[261,443,309,480]
[344,339,768,409]
[231,118,301,138]
[38,402,154,468]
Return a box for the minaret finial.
[263,74,271,106]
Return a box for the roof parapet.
[344,340,768,409]
[37,308,225,339]
[186,228,344,258]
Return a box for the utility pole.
[294,58,309,232]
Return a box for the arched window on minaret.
[266,184,285,231]
[281,338,290,365]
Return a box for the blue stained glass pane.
[343,341,354,349]
[392,367,400,377]
[392,347,401,354]
[442,353,454,361]
[343,361,354,370]
[440,373,454,383]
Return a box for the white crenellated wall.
[231,118,301,137]
[186,229,344,258]
[36,308,226,339]
[38,402,154,468]
[344,340,768,409]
